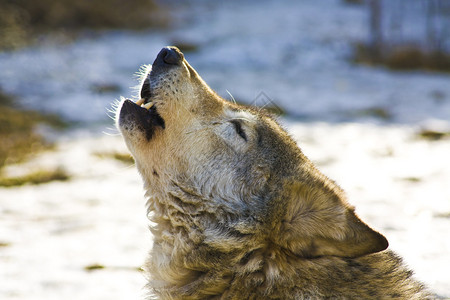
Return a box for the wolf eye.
[230,120,247,141]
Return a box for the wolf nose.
[154,47,184,66]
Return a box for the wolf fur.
[116,47,432,299]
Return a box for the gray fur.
[116,47,433,299]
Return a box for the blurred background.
[1,0,449,299]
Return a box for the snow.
[0,0,449,298]
[0,136,150,299]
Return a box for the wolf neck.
[142,186,428,300]
[143,181,262,298]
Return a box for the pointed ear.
[272,181,388,258]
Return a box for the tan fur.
[116,47,433,299]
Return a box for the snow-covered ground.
[0,136,150,300]
[1,0,449,298]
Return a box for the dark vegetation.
[95,151,135,164]
[84,263,143,272]
[417,129,450,141]
[0,90,70,186]
[355,44,450,72]
[0,168,70,187]
[354,0,450,72]
[84,264,106,271]
[0,0,167,50]
[434,212,450,219]
[351,107,393,121]
[0,90,66,168]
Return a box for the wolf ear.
[273,181,388,258]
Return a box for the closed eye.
[230,120,247,141]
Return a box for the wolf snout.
[153,46,184,67]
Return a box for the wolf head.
[116,46,388,262]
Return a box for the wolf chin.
[116,47,432,299]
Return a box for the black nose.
[153,47,184,67]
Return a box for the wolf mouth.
[119,98,165,140]
[118,47,185,140]
[119,72,165,141]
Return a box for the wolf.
[116,47,432,299]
